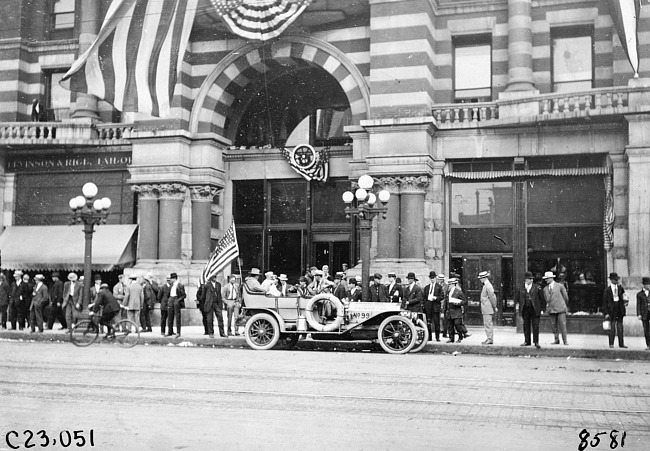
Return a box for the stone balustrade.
[432,102,498,126]
[0,121,134,144]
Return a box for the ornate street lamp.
[342,175,390,302]
[69,182,111,313]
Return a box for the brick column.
[71,0,100,119]
[158,183,186,262]
[505,0,535,92]
[132,185,160,262]
[374,177,401,259]
[190,185,221,262]
[399,176,429,260]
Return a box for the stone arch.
[189,35,370,139]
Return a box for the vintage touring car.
[241,286,429,354]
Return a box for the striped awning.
[444,166,611,180]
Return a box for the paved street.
[1,341,649,451]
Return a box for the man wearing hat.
[9,271,27,330]
[261,271,276,292]
[222,274,242,336]
[0,274,10,330]
[402,273,423,312]
[437,274,449,338]
[47,272,66,330]
[423,271,443,341]
[332,273,347,301]
[445,276,467,343]
[29,274,48,333]
[602,272,628,348]
[200,275,226,338]
[347,278,362,302]
[308,270,326,296]
[245,268,265,293]
[514,271,545,348]
[369,273,389,302]
[166,273,186,337]
[386,272,402,304]
[478,271,498,345]
[93,283,122,339]
[90,274,102,306]
[62,273,82,329]
[157,275,172,335]
[636,276,650,351]
[141,273,159,333]
[123,274,144,331]
[542,271,569,345]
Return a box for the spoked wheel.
[410,318,430,353]
[114,319,141,348]
[245,313,280,350]
[70,319,99,347]
[377,315,417,354]
[279,333,299,350]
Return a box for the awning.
[0,224,138,271]
[444,166,611,180]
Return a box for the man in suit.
[386,272,402,304]
[437,274,449,338]
[222,274,241,336]
[602,272,628,348]
[514,271,545,349]
[332,273,347,302]
[542,271,569,345]
[637,276,650,351]
[19,274,33,330]
[166,272,186,338]
[369,273,389,302]
[445,276,467,343]
[203,275,225,338]
[157,275,172,336]
[122,275,143,330]
[92,283,122,339]
[245,268,265,293]
[0,274,10,329]
[402,272,423,312]
[112,274,127,328]
[30,274,48,333]
[47,272,66,330]
[347,278,362,302]
[423,271,443,341]
[141,273,159,333]
[63,272,82,329]
[90,274,102,306]
[478,271,498,345]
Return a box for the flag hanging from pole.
[209,0,312,41]
[199,222,240,285]
[609,0,643,77]
[62,0,198,117]
[603,174,615,251]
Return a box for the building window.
[52,0,75,29]
[45,71,71,121]
[552,26,593,93]
[453,34,492,102]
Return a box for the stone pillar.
[625,146,650,277]
[132,185,160,263]
[428,161,446,273]
[374,177,401,259]
[610,154,628,277]
[71,0,100,119]
[399,176,429,260]
[505,0,535,92]
[158,183,186,262]
[190,185,221,262]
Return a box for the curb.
[2,330,649,360]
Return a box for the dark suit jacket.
[514,283,545,316]
[637,289,650,321]
[348,287,362,302]
[50,280,64,305]
[31,283,49,311]
[158,283,171,310]
[333,283,347,301]
[369,283,389,302]
[403,283,423,312]
[202,282,222,312]
[423,283,443,313]
[10,281,29,306]
[0,281,10,308]
[386,282,403,303]
[445,286,466,319]
[603,284,627,318]
[62,281,83,309]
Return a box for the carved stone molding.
[157,183,187,200]
[399,175,429,194]
[189,185,223,202]
[131,184,160,200]
[373,176,401,193]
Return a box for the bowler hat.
[406,272,417,281]
[642,276,650,285]
[388,272,396,278]
[428,270,437,279]
[169,272,178,279]
[52,272,61,278]
[93,274,102,281]
[348,278,357,285]
[249,268,261,276]
[609,272,620,281]
[373,273,382,280]
[524,271,534,279]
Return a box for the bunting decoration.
[62,0,197,117]
[209,0,312,41]
[604,174,615,251]
[279,144,329,182]
[609,0,642,77]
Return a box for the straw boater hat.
[249,268,261,276]
[67,273,78,281]
[437,274,445,280]
[265,271,274,278]
[388,272,396,278]
[14,270,23,277]
[478,271,489,279]
[34,274,45,281]
[542,271,555,280]
[447,277,458,284]
[278,274,288,281]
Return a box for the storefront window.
[270,180,306,224]
[236,231,263,271]
[451,182,513,226]
[312,179,349,224]
[234,181,264,225]
[527,177,603,224]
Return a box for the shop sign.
[6,153,132,172]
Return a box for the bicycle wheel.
[70,319,99,347]
[115,319,140,348]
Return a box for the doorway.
[312,236,350,274]
[267,230,304,280]
[452,254,504,325]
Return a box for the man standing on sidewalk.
[478,271,497,345]
[47,272,65,330]
[602,272,628,349]
[63,273,82,329]
[30,274,48,333]
[423,271,443,341]
[543,271,569,345]
[514,271,545,349]
[222,275,241,336]
[158,275,172,336]
[445,276,466,343]
[123,275,143,330]
[637,276,650,351]
[166,273,186,338]
[203,275,225,338]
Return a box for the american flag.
[199,222,240,285]
[208,0,312,41]
[609,0,642,76]
[604,174,615,251]
[62,0,197,117]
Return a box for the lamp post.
[69,182,111,312]
[342,175,390,302]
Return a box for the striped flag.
[609,0,642,76]
[209,0,312,41]
[604,174,615,251]
[199,222,240,285]
[62,0,197,117]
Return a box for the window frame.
[551,25,594,93]
[452,33,493,103]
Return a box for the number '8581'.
[578,429,626,450]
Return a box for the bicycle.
[70,309,140,348]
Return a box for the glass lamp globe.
[101,197,112,210]
[82,182,98,199]
[69,198,78,210]
[367,193,377,205]
[93,199,104,211]
[75,195,86,209]
[355,188,367,201]
[358,174,374,190]
[342,191,354,203]
[378,190,391,203]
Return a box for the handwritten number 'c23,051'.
[4,429,95,449]
[578,429,626,450]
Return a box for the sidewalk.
[1,324,649,360]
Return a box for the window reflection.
[552,28,593,93]
[451,182,512,226]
